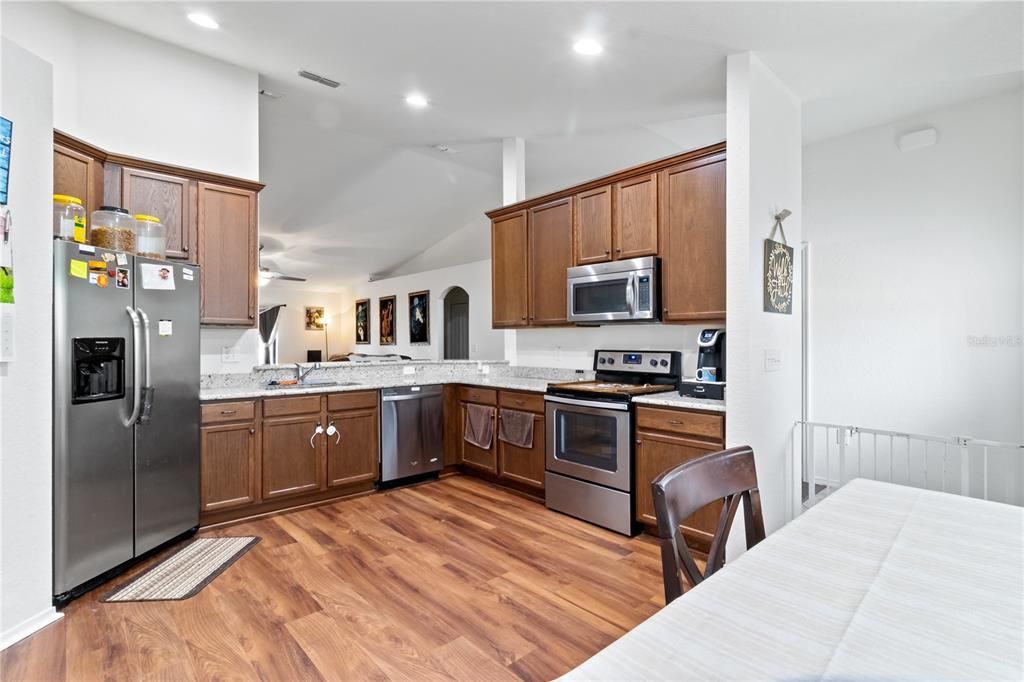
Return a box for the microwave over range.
[566,256,660,323]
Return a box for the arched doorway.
[443,287,470,359]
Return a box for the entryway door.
[444,287,469,360]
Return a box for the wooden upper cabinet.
[491,210,529,328]
[326,408,379,488]
[527,197,573,326]
[120,168,195,261]
[573,185,613,265]
[53,144,103,219]
[197,182,258,326]
[659,157,726,322]
[613,172,658,260]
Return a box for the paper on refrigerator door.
[140,263,175,290]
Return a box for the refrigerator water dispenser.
[72,337,125,404]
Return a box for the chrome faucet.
[294,362,320,382]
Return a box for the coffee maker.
[679,328,726,400]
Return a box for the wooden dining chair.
[651,445,766,604]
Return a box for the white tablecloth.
[562,479,1024,681]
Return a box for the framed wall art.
[763,209,794,315]
[408,290,430,345]
[354,298,370,344]
[305,306,326,330]
[379,295,396,345]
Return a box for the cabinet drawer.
[636,406,724,441]
[327,390,378,412]
[263,395,322,418]
[498,390,545,413]
[201,400,256,424]
[458,386,497,405]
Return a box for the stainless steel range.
[545,349,682,535]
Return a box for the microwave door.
[568,274,632,322]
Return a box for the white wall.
[259,284,347,364]
[513,325,705,373]
[725,53,804,538]
[804,89,1023,442]
[0,39,62,649]
[2,2,259,179]
[339,259,503,361]
[2,2,264,373]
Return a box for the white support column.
[502,137,525,204]
[501,137,525,364]
[725,52,804,553]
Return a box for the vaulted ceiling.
[68,1,1023,289]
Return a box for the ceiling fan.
[259,244,306,284]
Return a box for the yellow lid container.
[53,194,87,243]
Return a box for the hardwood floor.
[1,476,667,681]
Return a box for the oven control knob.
[607,357,615,365]
[650,359,657,367]
[598,357,607,365]
[660,359,669,367]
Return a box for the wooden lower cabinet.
[326,408,379,487]
[200,422,256,512]
[200,391,382,525]
[497,411,545,489]
[442,385,462,466]
[460,402,497,473]
[458,389,546,493]
[635,425,724,552]
[261,414,324,500]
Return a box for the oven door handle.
[544,395,630,411]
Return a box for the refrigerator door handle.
[137,307,155,425]
[124,306,143,427]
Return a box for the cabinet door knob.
[183,246,189,253]
[604,250,610,255]
[249,313,255,319]
[249,428,255,434]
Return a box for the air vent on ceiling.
[298,69,343,89]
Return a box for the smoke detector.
[259,89,283,99]
[298,69,344,89]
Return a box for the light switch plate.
[0,307,14,362]
[764,349,781,372]
[221,346,239,363]
[402,365,416,375]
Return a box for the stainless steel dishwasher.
[380,385,444,483]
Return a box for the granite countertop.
[203,376,727,414]
[632,391,727,413]
[200,375,556,402]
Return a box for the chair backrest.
[651,445,765,604]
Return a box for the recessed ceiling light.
[187,12,219,29]
[573,38,603,56]
[405,93,429,108]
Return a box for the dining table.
[561,478,1024,681]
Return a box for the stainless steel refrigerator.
[53,239,200,604]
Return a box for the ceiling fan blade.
[259,266,307,282]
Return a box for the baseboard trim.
[1,606,63,651]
